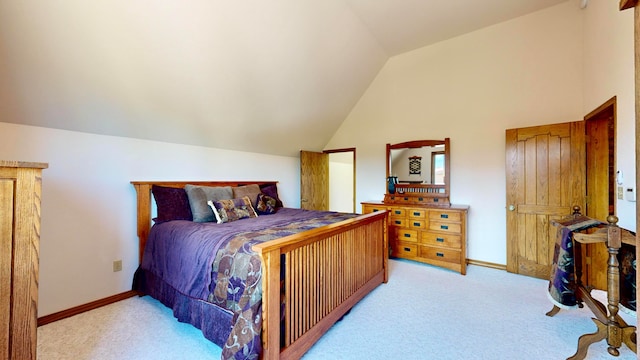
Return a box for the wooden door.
[506,122,585,279]
[300,150,329,210]
[583,99,616,290]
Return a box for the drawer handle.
[395,210,402,215]
[436,237,445,242]
[395,220,402,225]
[440,225,449,230]
[403,197,409,201]
[404,233,411,238]
[413,212,420,216]
[413,222,420,227]
[418,197,424,201]
[440,214,449,219]
[436,252,444,257]
[404,247,411,252]
[434,198,439,202]
[373,209,379,212]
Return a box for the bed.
[130,180,388,359]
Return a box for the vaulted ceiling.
[0,0,568,156]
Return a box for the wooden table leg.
[545,305,561,317]
[567,319,607,360]
[621,326,637,354]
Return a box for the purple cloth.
[548,216,604,308]
[141,208,351,300]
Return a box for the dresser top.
[0,160,49,169]
[362,200,469,211]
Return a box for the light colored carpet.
[38,259,636,359]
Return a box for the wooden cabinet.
[362,201,468,275]
[1,161,47,360]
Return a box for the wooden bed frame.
[131,180,389,360]
[547,210,636,359]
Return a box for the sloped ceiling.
[0,0,568,157]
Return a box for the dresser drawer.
[419,247,461,264]
[393,195,413,204]
[390,218,407,227]
[408,219,426,229]
[362,204,387,214]
[429,210,462,222]
[421,232,461,248]
[392,242,418,258]
[429,221,462,234]
[407,209,427,219]
[389,208,406,217]
[396,229,418,242]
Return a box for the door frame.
[584,96,616,217]
[582,96,617,290]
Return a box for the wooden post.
[618,0,639,344]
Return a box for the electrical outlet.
[113,260,122,272]
[617,186,624,200]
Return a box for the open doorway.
[299,148,356,213]
[325,148,356,213]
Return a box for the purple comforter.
[138,208,357,359]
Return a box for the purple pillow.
[152,185,193,223]
[260,184,283,207]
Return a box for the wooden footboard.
[253,210,388,360]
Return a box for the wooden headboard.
[130,180,278,263]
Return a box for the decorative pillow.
[260,184,283,207]
[232,184,262,208]
[151,185,193,223]
[208,196,258,224]
[255,194,277,215]
[185,185,233,222]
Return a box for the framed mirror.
[385,138,450,204]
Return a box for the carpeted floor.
[38,259,637,359]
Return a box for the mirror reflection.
[389,145,445,185]
[385,138,450,200]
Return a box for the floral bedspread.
[206,210,356,359]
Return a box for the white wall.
[326,2,586,265]
[582,0,636,231]
[0,0,387,157]
[0,122,299,316]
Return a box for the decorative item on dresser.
[363,139,469,275]
[0,160,47,360]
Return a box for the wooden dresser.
[0,160,47,360]
[362,201,468,275]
